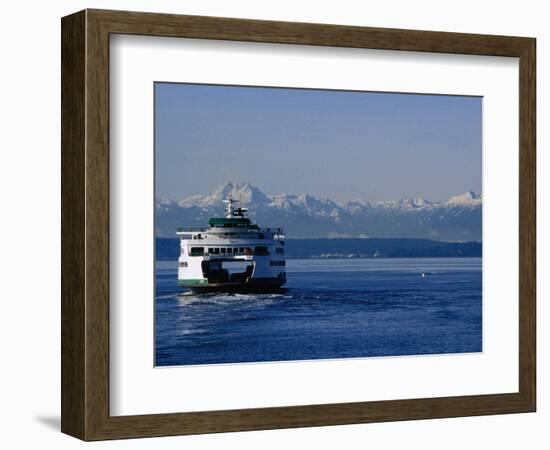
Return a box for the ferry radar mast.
[223,198,248,218]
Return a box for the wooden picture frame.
[61,9,536,441]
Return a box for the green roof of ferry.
[208,217,254,228]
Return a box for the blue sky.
[155,82,481,202]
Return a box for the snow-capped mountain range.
[156,182,482,241]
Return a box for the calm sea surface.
[155,258,482,366]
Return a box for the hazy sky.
[155,82,481,202]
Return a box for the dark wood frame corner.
[61,8,536,441]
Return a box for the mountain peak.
[197,181,269,207]
[376,196,435,209]
[399,197,433,208]
[446,191,482,206]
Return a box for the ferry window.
[227,248,232,254]
[239,248,244,254]
[213,248,220,254]
[189,247,204,256]
[244,247,253,255]
[179,261,188,268]
[221,248,226,254]
[254,246,269,256]
[208,248,214,254]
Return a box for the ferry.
[176,199,286,292]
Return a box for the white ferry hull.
[178,257,286,292]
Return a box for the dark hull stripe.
[183,277,286,293]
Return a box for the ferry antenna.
[223,197,238,218]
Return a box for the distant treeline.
[156,237,481,261]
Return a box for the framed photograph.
[61,9,536,440]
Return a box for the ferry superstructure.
[176,199,286,291]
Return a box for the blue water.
[155,258,482,366]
